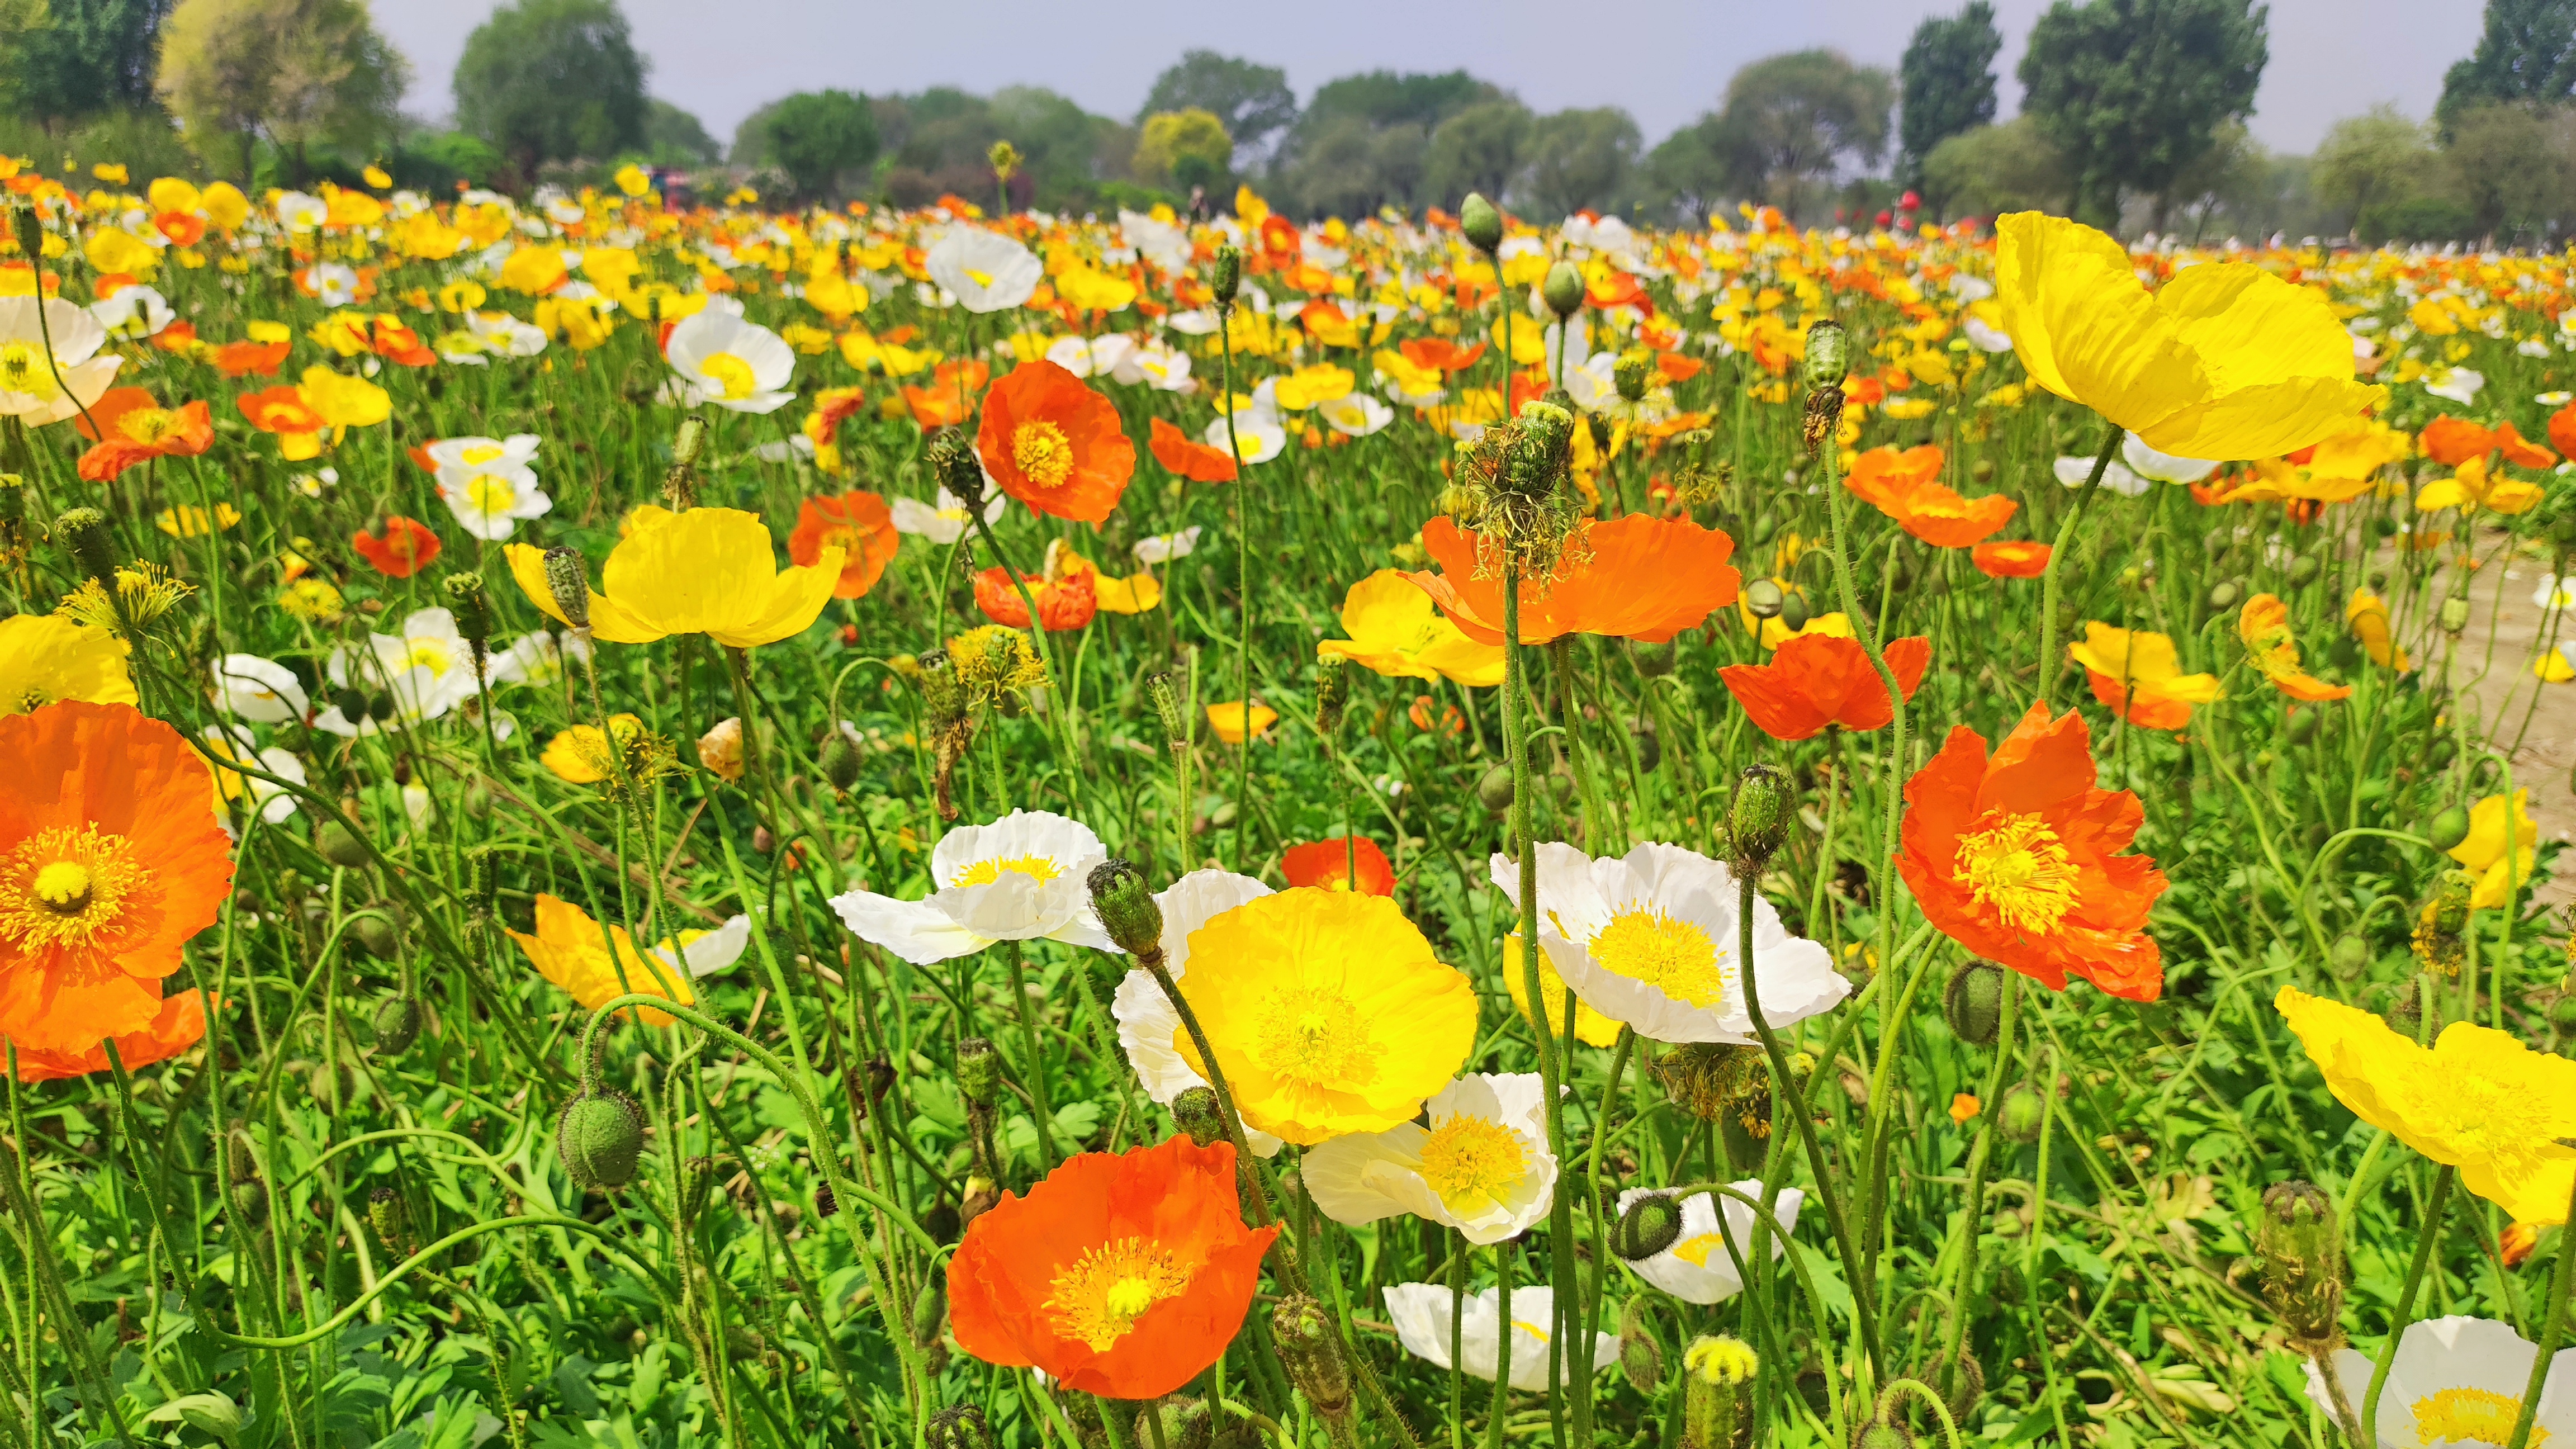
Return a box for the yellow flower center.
[1045,1237,1192,1351]
[461,444,505,465]
[1417,1112,1525,1209]
[1012,420,1076,489]
[1591,907,1727,1006]
[117,407,178,443]
[818,523,859,557]
[965,267,996,290]
[2411,1388,2541,1448]
[1954,813,2081,936]
[404,637,456,676]
[700,351,758,400]
[0,340,63,400]
[466,473,518,514]
[1670,1232,1731,1268]
[1253,984,1381,1088]
[3,825,149,951]
[951,854,1061,888]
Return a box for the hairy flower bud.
[1171,1086,1225,1146]
[1728,764,1794,873]
[819,732,862,793]
[2426,803,2471,853]
[927,430,986,510]
[2438,594,2471,635]
[955,1036,1000,1108]
[1803,319,1851,390]
[1087,858,1166,958]
[1613,1192,1684,1260]
[1459,192,1504,255]
[367,1186,412,1258]
[54,506,115,586]
[2257,1180,2344,1345]
[1315,657,1350,738]
[1145,671,1188,747]
[316,817,371,869]
[987,140,1022,182]
[443,572,490,644]
[1210,244,1242,309]
[927,1404,994,1449]
[542,546,591,630]
[1476,763,1517,815]
[1542,260,1585,319]
[10,204,40,263]
[1272,1295,1353,1419]
[1943,961,2005,1047]
[372,993,423,1055]
[1682,1336,1758,1449]
[1998,1082,2047,1144]
[557,1087,646,1190]
[1618,1298,1664,1393]
[1614,350,1654,403]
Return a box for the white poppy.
[437,332,490,365]
[1109,869,1285,1157]
[1046,333,1137,380]
[275,192,327,231]
[1493,841,1846,1045]
[650,914,754,978]
[467,311,548,358]
[2307,1316,2576,1449]
[2120,435,2220,485]
[1118,210,1191,274]
[0,296,122,424]
[1962,314,2014,353]
[1614,1182,1801,1304]
[290,467,339,498]
[1164,308,1221,337]
[1318,391,1395,437]
[1117,341,1194,391]
[2520,338,2553,358]
[1381,1284,1615,1392]
[1304,1073,1555,1243]
[2537,391,2573,406]
[2053,454,2149,497]
[485,629,588,689]
[831,809,1115,964]
[889,487,1006,544]
[1205,410,1286,466]
[307,263,361,308]
[211,655,308,722]
[436,462,552,541]
[664,309,795,414]
[91,285,173,339]
[205,724,302,837]
[2426,367,2485,404]
[427,434,541,472]
[1134,525,1203,565]
[1949,273,1995,302]
[312,609,483,736]
[1566,354,1620,413]
[925,229,1041,314]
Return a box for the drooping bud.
[1087,858,1165,958]
[1728,764,1794,873]
[1924,1349,1985,1426]
[1802,319,1851,390]
[1459,193,1504,255]
[1633,640,1675,677]
[1680,1336,1758,1449]
[464,846,498,917]
[818,732,861,793]
[10,204,40,263]
[367,1186,412,1258]
[926,1404,995,1449]
[1742,577,1786,620]
[2329,933,2370,981]
[1315,656,1350,738]
[2438,594,2471,635]
[1476,763,1517,815]
[2257,1180,2343,1345]
[1997,1082,2047,1144]
[954,1037,1000,1108]
[316,818,371,869]
[1778,590,1812,633]
[1617,1298,1664,1393]
[1271,1295,1353,1420]
[372,993,423,1055]
[1171,1086,1225,1147]
[1209,244,1242,309]
[442,572,490,645]
[2426,803,2471,853]
[557,1087,646,1190]
[1943,961,2005,1047]
[1541,260,1585,319]
[54,505,116,586]
[1614,350,1654,402]
[542,547,591,630]
[1613,1192,1684,1260]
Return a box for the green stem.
[2503,1172,2576,1449]
[2362,1167,2452,1447]
[2036,425,2124,708]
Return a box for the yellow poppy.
[2067,622,2223,725]
[1756,609,1855,651]
[507,506,842,649]
[0,613,134,717]
[2275,987,2576,1224]
[1994,212,2385,459]
[1502,931,1622,1048]
[1318,570,1505,688]
[1274,364,1356,411]
[300,366,390,430]
[1205,701,1277,745]
[508,893,693,1026]
[2414,456,2546,516]
[2238,594,2350,702]
[2449,790,2537,910]
[2234,421,2412,503]
[2345,588,2411,672]
[540,714,643,784]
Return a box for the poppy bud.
[2257,1180,2343,1344]
[912,1276,948,1347]
[2288,554,2321,588]
[1613,1191,1684,1260]
[814,1181,838,1218]
[1542,261,1585,319]
[1742,578,1786,620]
[1633,640,1675,677]
[442,572,490,645]
[671,412,708,471]
[2438,594,2471,635]
[54,506,116,586]
[1460,192,1504,254]
[955,1036,1000,1109]
[2427,804,2471,853]
[1087,858,1166,959]
[542,546,591,630]
[1851,1420,1912,1449]
[1803,320,1851,390]
[1171,1086,1225,1147]
[927,1404,994,1449]
[1614,350,1654,403]
[927,430,985,509]
[1971,457,1995,483]
[1943,961,2005,1047]
[1777,590,1811,632]
[1145,671,1187,747]
[1997,1082,2047,1144]
[1210,244,1242,309]
[1801,385,1844,456]
[2551,989,2576,1038]
[372,993,422,1055]
[1272,1295,1353,1419]
[1681,1336,1758,1449]
[1924,1349,1985,1424]
[1618,1298,1664,1393]
[228,1177,269,1226]
[2207,579,2241,612]
[2328,933,2370,981]
[557,1086,646,1190]
[1476,764,1517,815]
[464,846,497,917]
[11,203,39,263]
[367,1186,411,1258]
[1315,657,1350,738]
[352,911,399,959]
[819,733,861,793]
[1728,764,1794,873]
[316,818,371,869]
[1500,401,1574,499]
[682,1154,714,1220]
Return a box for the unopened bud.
[1542,260,1584,319]
[1613,1192,1684,1260]
[1728,764,1794,873]
[11,205,40,263]
[1209,244,1242,308]
[372,994,422,1055]
[1943,961,2005,1047]
[442,572,490,643]
[542,546,591,629]
[819,733,861,792]
[367,1186,411,1257]
[55,505,115,585]
[1086,858,1165,958]
[1618,1298,1664,1393]
[1145,671,1187,746]
[2427,804,2471,853]
[927,430,986,510]
[1315,657,1349,737]
[1459,193,1503,255]
[955,1037,1000,1107]
[1272,1295,1353,1419]
[1681,1336,1758,1449]
[987,140,1022,183]
[1803,320,1850,390]
[1778,590,1812,633]
[316,818,371,869]
[1171,1086,1225,1146]
[1614,351,1653,403]
[1476,763,1517,815]
[1742,577,1786,620]
[2438,595,2471,635]
[2257,1180,2343,1342]
[557,1087,646,1190]
[926,1405,994,1449]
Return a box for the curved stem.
[2362,1166,2454,1447]
[2504,1173,2576,1449]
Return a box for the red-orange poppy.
[1281,838,1395,896]
[1587,272,1647,310]
[237,384,323,434]
[948,1135,1278,1398]
[1971,541,2052,579]
[975,360,1134,524]
[2421,415,2554,469]
[790,491,900,601]
[153,211,206,248]
[1149,416,1238,483]
[2550,402,2576,461]
[370,316,434,367]
[10,992,207,1082]
[353,516,442,579]
[1656,352,1704,383]
[1407,514,1740,646]
[0,703,236,1054]
[1258,213,1301,259]
[974,566,1097,632]
[153,319,198,353]
[1897,703,2165,1002]
[1718,633,1931,740]
[214,339,291,377]
[74,387,214,481]
[902,384,972,430]
[1399,338,1486,375]
[1844,444,2016,548]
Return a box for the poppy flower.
[0,702,236,1053]
[1718,633,1930,740]
[902,383,974,430]
[2415,455,2546,517]
[974,565,1097,631]
[2067,623,2222,729]
[0,296,123,425]
[1400,337,1485,374]
[2307,1315,2576,1446]
[1382,1284,1617,1390]
[1318,570,1504,688]
[1205,701,1277,745]
[789,491,900,601]
[2551,401,2576,460]
[1407,514,1740,646]
[210,339,288,377]
[1305,1072,1556,1245]
[976,360,1134,523]
[2238,594,2351,702]
[352,515,443,578]
[2218,422,2411,504]
[1148,416,1238,483]
[1972,540,2051,578]
[1110,870,1289,1157]
[508,893,694,1026]
[9,991,207,1082]
[1047,546,1162,615]
[833,809,1113,964]
[1897,702,2166,1002]
[1613,1182,1800,1305]
[1843,444,2018,548]
[947,1135,1278,1398]
[506,506,841,648]
[0,614,134,718]
[2447,790,2537,911]
[1995,212,2384,458]
[1282,837,1395,896]
[2346,588,2411,672]
[2419,415,2553,469]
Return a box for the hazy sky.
[376,0,2485,158]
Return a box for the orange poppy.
[2550,402,2576,461]
[1399,337,1486,375]
[214,339,291,377]
[1897,703,2166,1002]
[10,992,206,1082]
[153,211,206,248]
[1148,416,1238,482]
[74,387,215,481]
[902,384,972,430]
[0,703,236,1054]
[974,565,1096,632]
[1972,541,2051,578]
[1281,838,1396,896]
[1656,352,1704,383]
[238,383,323,435]
[789,491,900,601]
[2420,415,2554,469]
[1718,633,1932,740]
[1844,444,2016,548]
[2238,593,2351,702]
[353,516,443,579]
[1407,514,1740,646]
[370,315,434,367]
[152,320,198,353]
[975,361,1134,524]
[948,1136,1278,1399]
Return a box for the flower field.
[0,159,2573,1449]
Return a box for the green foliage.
[1139,50,1296,155]
[1425,99,1533,210]
[2440,101,2576,239]
[2018,0,2269,226]
[2314,104,2437,236]
[1652,49,1895,222]
[2367,192,2477,245]
[1898,1,2002,188]
[2437,0,2576,133]
[155,0,408,182]
[1524,107,1644,219]
[0,0,167,124]
[452,0,649,174]
[1133,108,1231,193]
[1922,118,2072,217]
[641,97,720,169]
[760,88,879,202]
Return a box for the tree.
[642,98,720,168]
[1713,50,1896,216]
[4,0,171,126]
[1133,108,1231,192]
[1426,100,1533,207]
[1642,114,1748,223]
[1138,51,1295,157]
[2437,0,2576,133]
[453,0,648,177]
[2155,119,2269,240]
[2440,102,2576,240]
[760,89,878,201]
[2018,0,2267,229]
[2313,105,2436,238]
[1921,117,2071,217]
[1523,107,1643,219]
[1898,2,2002,188]
[1272,69,1508,218]
[158,0,408,180]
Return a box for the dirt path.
[2433,533,2574,912]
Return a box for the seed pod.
[1086,858,1165,957]
[1171,1086,1225,1147]
[366,1186,411,1258]
[54,506,116,586]
[541,547,591,630]
[1613,1192,1684,1260]
[1475,764,1517,815]
[2257,1180,2343,1344]
[316,819,371,869]
[1459,193,1504,255]
[372,994,423,1055]
[1742,578,1786,620]
[1209,244,1242,308]
[557,1087,646,1190]
[1943,961,2005,1046]
[1681,1336,1758,1449]
[1997,1082,2047,1144]
[2438,595,2471,634]
[1803,320,1851,390]
[1728,764,1794,873]
[955,1037,1001,1108]
[443,572,491,644]
[1501,401,1574,499]
[1541,261,1585,319]
[1271,1295,1352,1419]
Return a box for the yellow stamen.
[3,825,150,950]
[699,351,757,400]
[1953,813,2081,936]
[1045,1237,1192,1350]
[1591,907,1727,1006]
[1417,1113,1526,1209]
[1252,986,1380,1088]
[1012,420,1075,488]
[2411,1388,2542,1449]
[951,854,1061,888]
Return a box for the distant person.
[1189,185,1208,223]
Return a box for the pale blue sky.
[377,0,2484,157]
